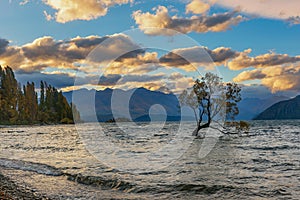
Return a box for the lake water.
[0,120,299,199]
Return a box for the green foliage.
[60,117,73,124]
[0,66,80,125]
[0,66,18,122]
[235,121,250,132]
[225,83,241,120]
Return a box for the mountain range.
[237,95,288,120]
[64,88,181,122]
[63,88,291,122]
[254,95,300,120]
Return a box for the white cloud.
[19,0,29,5]
[212,0,300,23]
[43,10,53,21]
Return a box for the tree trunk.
[193,121,211,136]
[193,100,211,137]
[192,108,198,125]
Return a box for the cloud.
[98,74,122,86]
[207,47,240,64]
[0,34,144,74]
[42,70,76,77]
[3,34,300,93]
[60,71,194,94]
[43,10,53,21]
[212,0,300,24]
[118,74,165,84]
[89,73,167,87]
[233,65,300,92]
[0,34,159,78]
[71,36,109,48]
[15,71,76,89]
[228,49,300,70]
[106,52,160,74]
[19,0,29,5]
[43,0,132,23]
[233,69,267,82]
[132,6,244,35]
[287,16,300,25]
[160,46,240,70]
[0,45,25,70]
[19,36,91,72]
[261,75,300,93]
[0,38,9,55]
[86,34,142,64]
[112,73,194,94]
[186,0,210,14]
[1,35,199,92]
[0,34,164,89]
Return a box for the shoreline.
[0,170,48,200]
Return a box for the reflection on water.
[0,120,299,199]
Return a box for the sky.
[0,0,300,98]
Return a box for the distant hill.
[254,95,300,120]
[64,88,289,122]
[64,88,181,122]
[237,95,288,120]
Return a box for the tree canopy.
[0,66,80,125]
[179,72,245,136]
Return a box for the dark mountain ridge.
[237,95,288,120]
[64,88,290,122]
[64,87,181,122]
[254,95,300,120]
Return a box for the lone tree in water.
[179,72,243,136]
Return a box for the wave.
[66,173,138,192]
[0,158,293,197]
[165,183,236,194]
[0,158,238,195]
[0,158,138,192]
[0,158,63,176]
[237,144,299,151]
[8,144,75,152]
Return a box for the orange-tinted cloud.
[106,52,159,74]
[2,34,300,93]
[233,65,300,92]
[132,6,244,36]
[186,0,210,14]
[44,0,132,23]
[0,34,144,73]
[64,72,194,94]
[228,49,300,70]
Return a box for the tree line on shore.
[0,66,80,125]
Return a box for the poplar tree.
[0,65,80,124]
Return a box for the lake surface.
[0,120,299,199]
